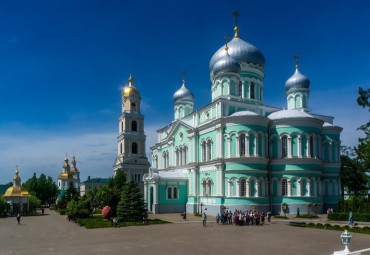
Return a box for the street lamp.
[333,230,352,255]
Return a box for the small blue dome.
[285,68,310,93]
[209,37,265,72]
[212,52,241,76]
[173,84,194,104]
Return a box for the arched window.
[282,136,288,158]
[167,187,172,199]
[282,179,288,196]
[238,81,243,97]
[132,120,137,131]
[155,156,158,169]
[240,179,246,196]
[179,149,183,165]
[176,150,179,166]
[120,143,123,154]
[121,121,124,132]
[207,140,212,160]
[202,180,207,195]
[250,82,255,99]
[173,187,178,199]
[132,142,138,154]
[184,147,187,164]
[240,134,245,156]
[207,180,212,196]
[202,141,207,162]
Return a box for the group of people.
[216,209,272,226]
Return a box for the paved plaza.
[0,209,369,255]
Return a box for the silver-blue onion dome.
[173,83,194,104]
[209,37,265,72]
[285,67,310,93]
[212,51,241,76]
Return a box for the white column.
[255,181,259,197]
[297,180,301,197]
[228,181,232,197]
[312,135,317,158]
[153,183,158,204]
[307,136,311,157]
[216,128,221,158]
[255,135,259,157]
[246,136,250,157]
[236,136,240,157]
[278,137,282,158]
[287,137,292,158]
[236,180,240,197]
[261,134,265,157]
[227,137,231,158]
[287,181,292,197]
[188,169,192,196]
[307,181,311,197]
[246,180,250,197]
[297,136,302,157]
[144,182,147,203]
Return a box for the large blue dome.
[285,67,310,93]
[212,51,241,76]
[209,37,265,72]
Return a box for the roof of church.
[268,109,313,120]
[151,170,187,180]
[230,111,259,117]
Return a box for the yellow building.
[4,168,31,213]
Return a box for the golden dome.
[4,185,30,197]
[122,73,140,98]
[70,167,79,173]
[58,172,74,179]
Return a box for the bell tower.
[113,73,149,187]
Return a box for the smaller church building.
[57,154,80,199]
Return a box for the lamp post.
[333,230,352,255]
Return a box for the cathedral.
[57,154,81,198]
[137,14,343,216]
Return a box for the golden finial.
[224,35,229,52]
[181,71,186,85]
[128,70,133,86]
[232,10,240,38]
[294,54,299,69]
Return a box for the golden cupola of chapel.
[122,73,141,112]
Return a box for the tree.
[29,195,41,213]
[117,179,147,222]
[340,87,370,197]
[23,173,58,205]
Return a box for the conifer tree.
[117,179,147,222]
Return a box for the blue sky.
[0,0,369,183]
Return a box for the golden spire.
[294,54,299,69]
[232,10,240,38]
[224,35,229,52]
[182,71,186,85]
[15,165,19,176]
[128,70,133,86]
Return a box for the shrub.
[307,223,315,227]
[76,209,90,218]
[316,223,323,228]
[328,212,370,222]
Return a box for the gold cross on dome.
[232,10,240,27]
[182,71,186,84]
[294,54,299,68]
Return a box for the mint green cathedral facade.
[143,21,342,216]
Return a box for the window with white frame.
[167,186,179,200]
[282,136,288,158]
[250,82,255,99]
[202,141,207,162]
[240,134,245,156]
[240,179,246,196]
[310,136,314,157]
[207,140,212,160]
[282,179,288,196]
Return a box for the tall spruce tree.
[117,179,147,222]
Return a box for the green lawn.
[75,216,170,229]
